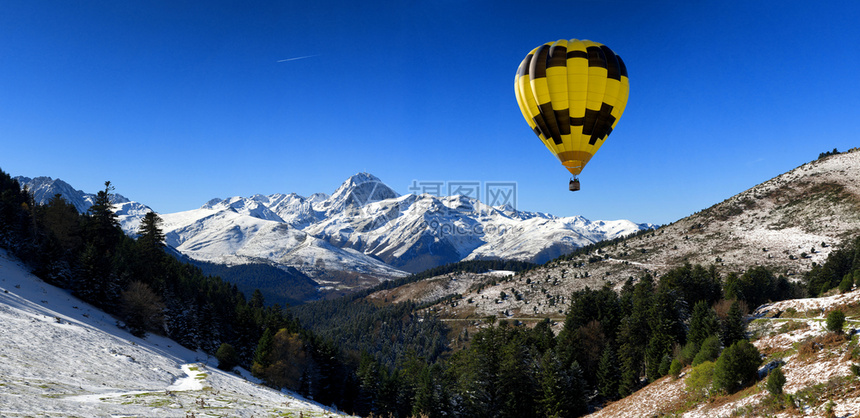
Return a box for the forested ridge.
[4,165,860,417]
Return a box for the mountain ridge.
[14,172,652,299]
[368,149,860,319]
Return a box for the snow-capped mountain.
[16,176,154,236]
[154,173,651,277]
[15,173,653,293]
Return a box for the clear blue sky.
[2,1,858,225]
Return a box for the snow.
[590,286,860,418]
[14,172,650,295]
[0,249,354,417]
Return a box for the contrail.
[277,55,319,63]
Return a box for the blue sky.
[2,1,858,225]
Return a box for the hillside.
[0,249,353,417]
[589,289,860,417]
[370,149,860,320]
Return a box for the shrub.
[679,341,699,366]
[693,335,721,366]
[669,358,683,378]
[120,281,165,338]
[713,340,761,394]
[766,366,786,396]
[215,343,238,371]
[685,361,715,400]
[839,273,854,293]
[826,310,846,333]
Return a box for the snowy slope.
[0,249,353,417]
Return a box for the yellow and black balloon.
[514,39,629,190]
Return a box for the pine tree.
[766,366,786,396]
[136,211,166,288]
[720,300,746,347]
[250,289,266,309]
[713,339,761,393]
[688,300,720,347]
[78,181,123,307]
[597,344,620,400]
[692,335,721,366]
[616,317,643,397]
[85,181,121,251]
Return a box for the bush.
[215,343,239,371]
[668,358,683,378]
[839,273,854,293]
[693,335,721,366]
[679,341,699,366]
[766,366,786,396]
[826,310,846,333]
[685,361,715,400]
[713,340,761,394]
[120,281,165,338]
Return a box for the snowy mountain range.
[15,173,653,292]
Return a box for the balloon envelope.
[514,39,629,176]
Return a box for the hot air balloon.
[514,39,629,191]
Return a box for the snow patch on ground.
[590,287,860,417]
[0,248,354,417]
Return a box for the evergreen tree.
[658,263,722,307]
[79,181,123,307]
[826,310,846,333]
[135,211,166,288]
[85,181,121,251]
[766,366,786,396]
[216,343,239,371]
[692,335,721,366]
[597,344,620,400]
[688,300,720,347]
[250,289,266,309]
[137,211,165,250]
[712,339,761,394]
[616,317,643,397]
[539,350,587,418]
[498,341,538,418]
[720,300,746,347]
[839,273,854,293]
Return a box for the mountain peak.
[320,173,400,214]
[15,176,130,213]
[344,172,382,186]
